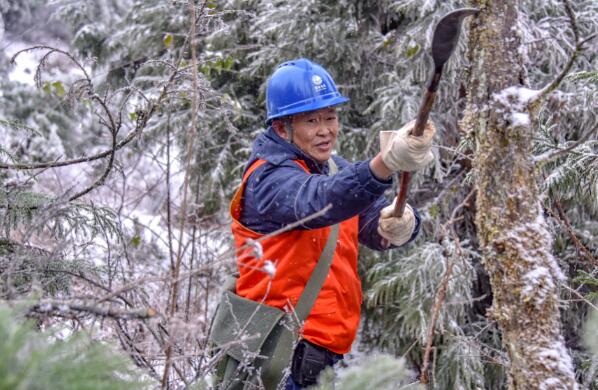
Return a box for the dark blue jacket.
[239,127,420,250]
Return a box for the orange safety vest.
[230,159,361,354]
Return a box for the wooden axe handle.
[393,88,437,217]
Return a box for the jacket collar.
[246,127,329,175]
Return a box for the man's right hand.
[380,120,435,172]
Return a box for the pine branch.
[533,126,597,165]
[528,0,598,110]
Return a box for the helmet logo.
[312,75,327,93]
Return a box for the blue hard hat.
[265,58,349,124]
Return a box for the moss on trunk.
[462,1,577,388]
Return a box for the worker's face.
[283,107,339,163]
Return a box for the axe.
[386,8,478,217]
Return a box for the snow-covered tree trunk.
[462,1,577,388]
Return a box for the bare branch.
[163,2,207,385]
[10,45,92,88]
[93,204,333,306]
[21,300,159,320]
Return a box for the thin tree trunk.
[462,1,577,388]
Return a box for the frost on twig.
[262,260,276,278]
[246,238,263,260]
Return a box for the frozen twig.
[262,260,276,278]
[420,189,475,384]
[19,299,159,320]
[0,126,142,170]
[94,204,333,305]
[550,200,598,267]
[162,1,203,387]
[561,284,598,312]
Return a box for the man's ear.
[272,120,289,141]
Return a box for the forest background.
[0,0,596,389]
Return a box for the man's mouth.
[315,141,332,151]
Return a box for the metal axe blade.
[393,8,478,218]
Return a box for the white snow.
[494,86,540,107]
[510,112,530,128]
[493,86,541,129]
[535,340,577,390]
[521,266,555,304]
[540,378,563,390]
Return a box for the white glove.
[380,120,435,172]
[377,201,416,247]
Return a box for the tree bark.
[462,1,577,388]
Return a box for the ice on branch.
[262,260,276,278]
[246,238,263,259]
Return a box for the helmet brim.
[266,95,349,124]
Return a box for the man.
[230,58,434,389]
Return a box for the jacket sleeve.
[240,158,392,233]
[357,196,422,251]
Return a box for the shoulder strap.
[293,157,340,321]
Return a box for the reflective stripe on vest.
[230,159,361,354]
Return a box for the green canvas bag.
[209,158,340,390]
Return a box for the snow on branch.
[533,125,597,165]
[527,0,598,110]
[493,86,540,128]
[18,299,159,320]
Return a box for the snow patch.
[494,86,540,107]
[521,266,554,304]
[535,340,577,390]
[510,112,530,128]
[493,86,540,129]
[246,238,263,260]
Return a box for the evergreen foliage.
[0,306,149,390]
[313,354,415,390]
